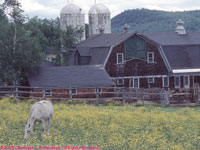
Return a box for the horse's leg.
[32,124,35,134]
[47,117,51,136]
[41,119,46,134]
[33,120,36,133]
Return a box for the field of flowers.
[0,98,200,150]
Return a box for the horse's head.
[24,117,34,140]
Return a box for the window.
[133,78,139,88]
[125,36,146,59]
[174,76,180,88]
[184,76,190,88]
[148,77,154,83]
[117,78,124,85]
[117,53,124,64]
[45,89,52,96]
[70,89,77,94]
[96,88,102,93]
[147,52,155,63]
[163,77,169,87]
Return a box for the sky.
[1,0,200,22]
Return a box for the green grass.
[0,98,200,150]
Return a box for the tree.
[24,16,49,53]
[3,0,25,54]
[85,23,89,39]
[60,25,84,66]
[25,18,85,66]
[0,0,43,85]
[25,17,62,66]
[61,25,79,48]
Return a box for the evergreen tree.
[60,25,84,66]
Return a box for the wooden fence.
[0,86,197,105]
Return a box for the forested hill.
[111,8,200,33]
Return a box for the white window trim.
[148,77,154,83]
[45,89,52,96]
[96,88,102,93]
[117,53,124,64]
[133,77,140,88]
[147,52,155,64]
[162,77,169,87]
[117,78,124,85]
[174,76,180,88]
[70,89,77,94]
[184,75,190,88]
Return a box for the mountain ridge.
[111,8,200,33]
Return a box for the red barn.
[70,21,200,90]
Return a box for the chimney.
[176,19,186,35]
[123,23,130,33]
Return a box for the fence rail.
[0,86,198,105]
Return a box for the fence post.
[198,88,200,104]
[69,88,72,99]
[15,87,18,104]
[15,87,18,99]
[142,90,144,105]
[42,89,46,99]
[96,89,99,105]
[167,89,170,105]
[123,92,125,105]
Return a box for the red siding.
[105,40,168,78]
[105,35,168,88]
[31,88,113,99]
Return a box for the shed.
[26,62,113,89]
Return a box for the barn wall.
[73,88,96,98]
[168,75,195,90]
[169,77,174,89]
[30,90,43,98]
[105,35,168,88]
[190,76,194,88]
[105,36,168,78]
[31,88,113,99]
[52,89,70,98]
[122,77,163,88]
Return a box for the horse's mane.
[29,103,39,118]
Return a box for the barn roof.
[139,32,200,74]
[162,45,200,73]
[69,31,200,74]
[141,32,200,46]
[26,62,113,88]
[90,47,111,65]
[78,32,134,47]
[69,32,134,66]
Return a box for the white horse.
[24,100,54,140]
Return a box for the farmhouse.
[69,20,200,90]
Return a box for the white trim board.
[112,75,168,79]
[172,69,200,74]
[103,46,113,67]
